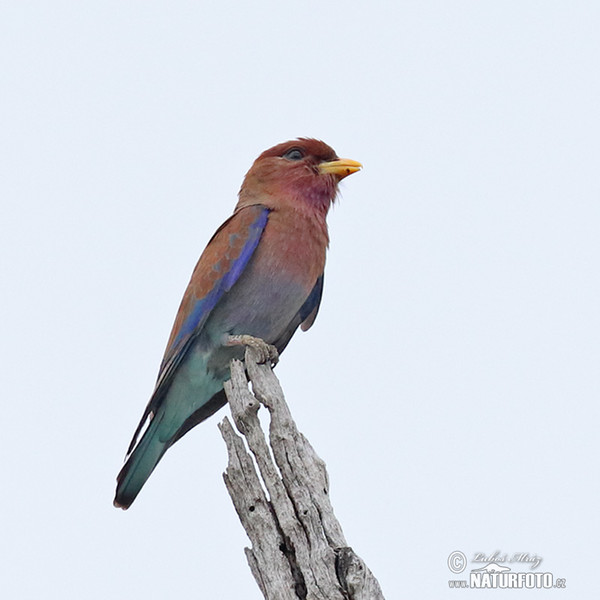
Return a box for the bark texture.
[218,349,385,600]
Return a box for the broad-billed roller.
[114,139,361,509]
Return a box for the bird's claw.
[226,335,279,367]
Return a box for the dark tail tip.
[113,464,135,510]
[113,428,168,510]
[113,495,131,510]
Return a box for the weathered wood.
[219,348,385,600]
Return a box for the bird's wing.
[300,273,324,331]
[272,273,324,352]
[125,204,269,455]
[158,204,269,384]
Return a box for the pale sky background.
[1,2,599,598]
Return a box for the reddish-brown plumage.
[162,139,351,367]
[237,138,341,216]
[252,203,328,287]
[233,139,347,284]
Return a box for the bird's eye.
[283,148,305,161]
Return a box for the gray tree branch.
[218,349,385,600]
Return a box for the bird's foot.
[226,335,279,367]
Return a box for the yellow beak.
[318,158,362,179]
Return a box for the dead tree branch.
[218,349,385,600]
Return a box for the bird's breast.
[255,207,328,285]
[200,207,327,349]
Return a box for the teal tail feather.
[113,416,168,510]
[113,389,228,509]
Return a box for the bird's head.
[237,138,361,215]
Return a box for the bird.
[114,138,361,509]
